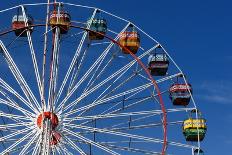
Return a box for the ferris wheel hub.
[36,112,59,129]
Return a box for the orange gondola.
[119,24,140,54]
[49,4,71,34]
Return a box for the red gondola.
[12,8,33,37]
[169,75,192,106]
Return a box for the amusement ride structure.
[0,1,207,154]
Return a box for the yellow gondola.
[183,109,207,142]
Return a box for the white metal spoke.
[0,130,35,155]
[55,9,98,107]
[101,143,164,155]
[19,132,39,155]
[65,124,195,149]
[47,26,61,111]
[56,23,131,113]
[41,0,51,111]
[64,108,194,122]
[61,44,158,115]
[0,89,35,118]
[79,96,152,126]
[63,128,120,155]
[0,122,33,130]
[64,82,153,117]
[0,78,36,113]
[32,134,41,155]
[63,135,87,155]
[0,127,32,143]
[0,110,31,122]
[67,46,89,94]
[0,97,34,120]
[0,40,41,112]
[21,6,43,102]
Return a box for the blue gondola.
[88,10,107,40]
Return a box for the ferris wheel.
[0,1,207,155]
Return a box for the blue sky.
[0,0,231,154]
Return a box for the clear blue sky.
[1,0,231,154]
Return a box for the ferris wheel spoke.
[55,9,98,107]
[47,26,61,111]
[32,134,41,155]
[59,142,74,155]
[65,124,196,149]
[61,45,157,114]
[110,114,162,129]
[0,122,33,130]
[64,82,153,117]
[56,23,131,113]
[79,96,153,125]
[78,71,140,117]
[0,78,36,113]
[63,128,120,155]
[67,45,90,94]
[0,127,32,145]
[19,132,39,155]
[101,143,164,155]
[0,111,32,123]
[64,110,170,122]
[0,40,41,113]
[100,121,183,132]
[65,124,164,144]
[0,91,35,118]
[82,52,115,94]
[21,6,43,101]
[82,43,157,97]
[138,72,182,84]
[54,145,62,155]
[0,129,35,155]
[63,135,87,155]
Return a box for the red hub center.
[37,112,59,129]
[37,112,61,145]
